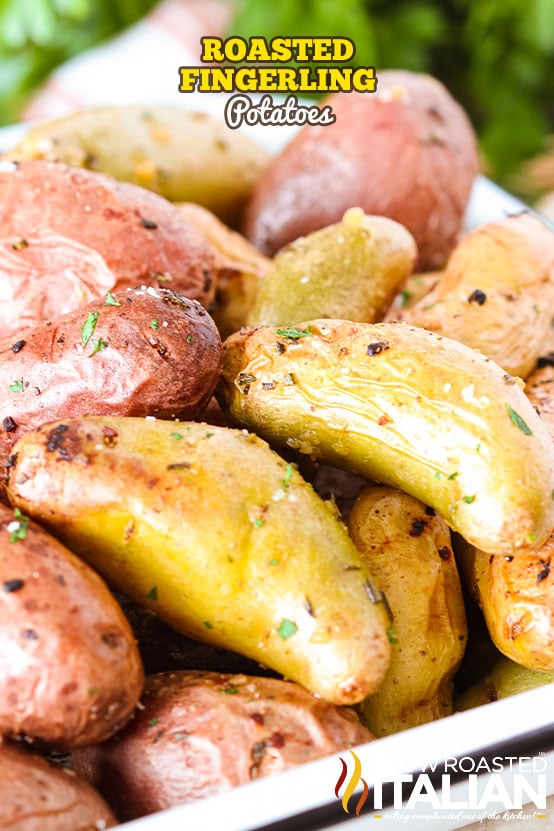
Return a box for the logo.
[334,750,549,821]
[178,36,377,129]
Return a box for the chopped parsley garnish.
[81,312,99,348]
[146,586,158,601]
[252,517,264,528]
[276,326,311,339]
[8,508,29,543]
[104,291,121,306]
[386,626,398,644]
[89,338,108,356]
[203,620,213,629]
[505,404,533,436]
[150,319,159,330]
[276,619,298,639]
[283,464,293,488]
[148,718,159,726]
[186,334,193,343]
[219,685,239,694]
[170,432,184,440]
[9,378,24,393]
[462,495,476,504]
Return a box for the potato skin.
[456,536,554,671]
[349,486,467,736]
[388,214,554,379]
[0,741,116,830]
[6,416,391,706]
[217,320,554,555]
[72,670,373,820]
[247,208,416,327]
[526,362,554,440]
[4,106,270,227]
[0,502,143,749]
[244,70,478,269]
[0,287,221,489]
[456,655,553,710]
[0,160,217,335]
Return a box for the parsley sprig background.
[0,0,553,192]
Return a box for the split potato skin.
[4,106,271,227]
[388,214,554,379]
[456,536,554,672]
[72,670,373,820]
[0,740,116,830]
[348,486,467,737]
[0,286,221,490]
[0,502,143,749]
[217,320,554,555]
[0,159,218,335]
[244,70,478,269]
[246,208,417,327]
[6,416,391,706]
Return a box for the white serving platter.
[0,109,552,831]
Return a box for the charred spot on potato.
[366,341,390,356]
[438,546,452,561]
[3,417,16,433]
[536,559,551,583]
[467,289,487,305]
[2,578,25,592]
[101,631,122,649]
[139,217,158,230]
[22,628,38,639]
[409,517,427,537]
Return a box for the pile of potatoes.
[0,70,553,828]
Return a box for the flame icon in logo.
[334,749,369,816]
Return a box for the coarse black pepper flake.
[23,628,38,640]
[140,217,158,230]
[424,506,436,516]
[409,517,427,537]
[438,546,452,561]
[276,342,286,354]
[11,340,26,353]
[366,341,390,356]
[468,289,487,305]
[3,416,16,433]
[537,559,551,583]
[3,578,24,593]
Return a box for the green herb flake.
[9,378,24,393]
[146,586,158,601]
[171,432,184,440]
[386,626,399,645]
[203,620,213,629]
[399,289,413,308]
[186,334,193,343]
[219,685,239,695]
[462,495,476,504]
[150,319,159,330]
[268,558,279,566]
[276,326,311,340]
[8,507,29,543]
[476,442,482,453]
[104,291,121,307]
[81,312,99,348]
[174,732,188,741]
[148,718,159,727]
[528,532,537,543]
[283,464,293,488]
[447,471,459,480]
[276,618,298,640]
[434,472,442,480]
[89,338,108,356]
[252,517,264,528]
[505,404,533,436]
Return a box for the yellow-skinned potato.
[4,106,270,226]
[217,320,554,555]
[456,655,554,711]
[177,202,271,339]
[385,270,442,316]
[526,361,554,441]
[6,417,391,706]
[247,208,416,327]
[348,486,467,736]
[456,536,554,671]
[388,214,554,379]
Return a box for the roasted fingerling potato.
[72,670,373,820]
[6,416,391,706]
[456,655,554,711]
[0,159,219,336]
[0,286,221,494]
[0,502,143,749]
[217,320,554,554]
[3,106,271,226]
[246,208,417,327]
[388,213,554,379]
[0,740,117,831]
[348,486,467,736]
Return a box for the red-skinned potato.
[244,70,478,270]
[72,670,373,820]
[0,159,218,335]
[0,286,221,491]
[0,740,116,830]
[0,502,143,749]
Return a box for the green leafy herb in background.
[230,0,554,189]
